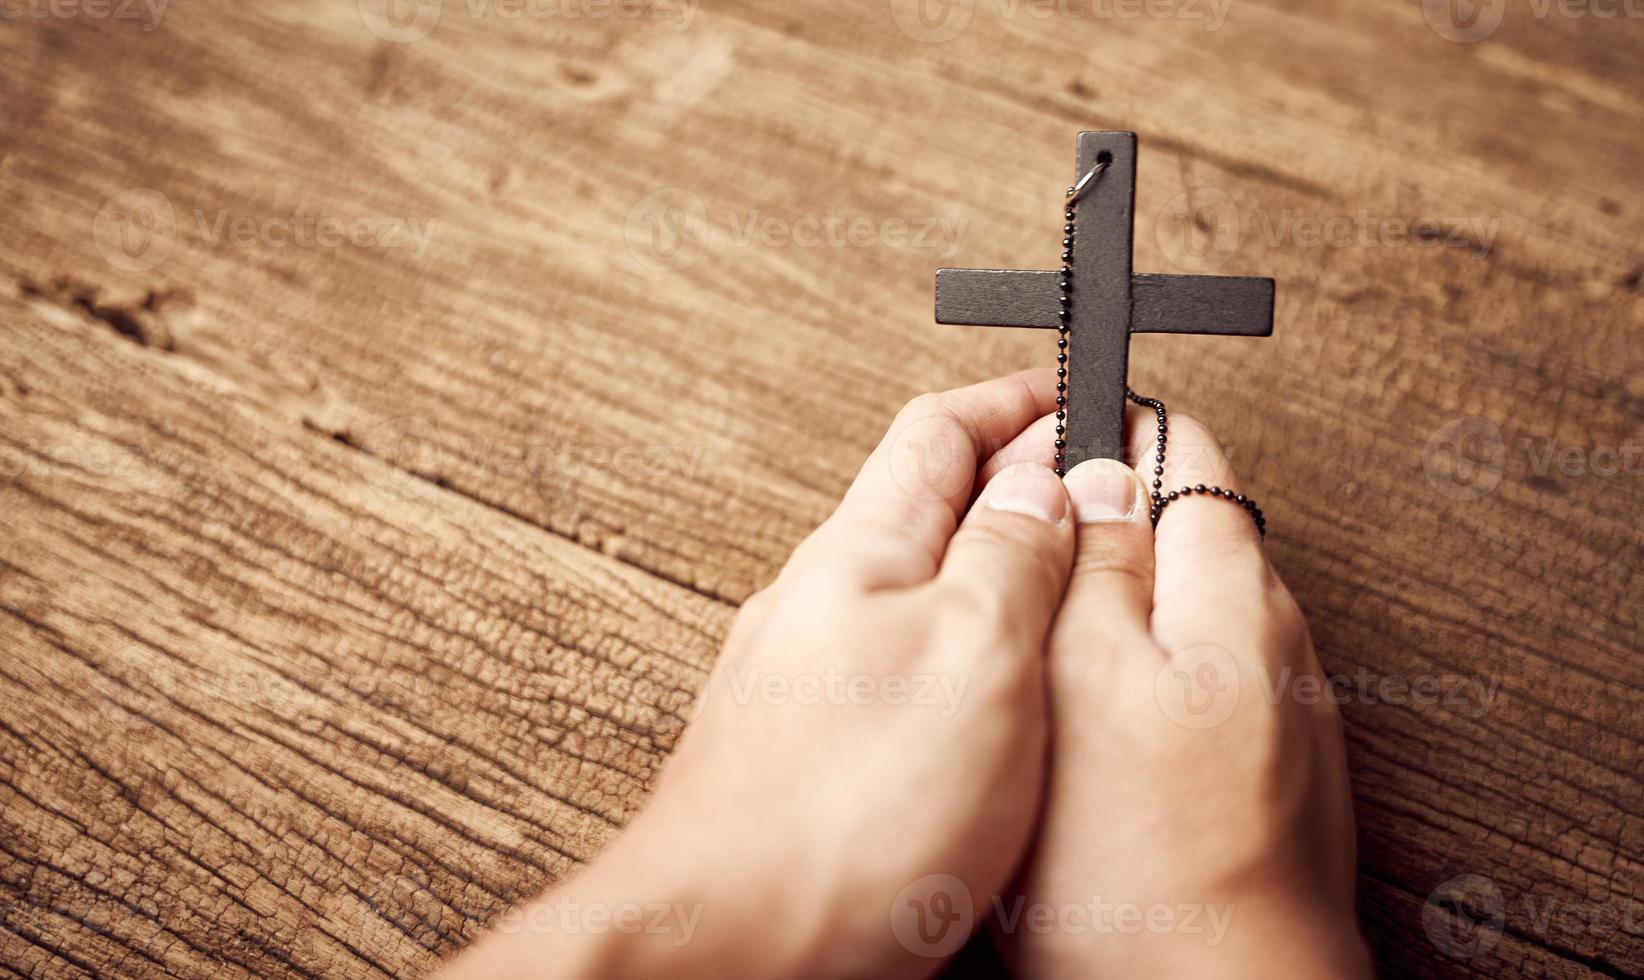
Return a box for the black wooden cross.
[936,132,1275,468]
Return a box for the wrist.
[1119,895,1371,980]
[562,822,810,980]
[437,808,823,980]
[572,801,936,980]
[1015,888,1370,980]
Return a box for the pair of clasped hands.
[442,371,1372,979]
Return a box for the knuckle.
[941,577,1004,621]
[1188,523,1265,562]
[1263,580,1309,637]
[900,391,953,424]
[737,585,777,622]
[900,390,984,448]
[721,585,780,665]
[1072,546,1153,590]
[765,566,859,626]
[782,519,843,572]
[955,521,1068,596]
[936,579,1013,638]
[789,516,937,587]
[1175,529,1267,576]
[888,396,976,501]
[1162,412,1237,486]
[958,514,1052,556]
[1168,411,1216,448]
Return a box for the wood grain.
[2,0,1642,975]
[0,293,725,975]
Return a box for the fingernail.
[1064,459,1141,523]
[983,463,1068,525]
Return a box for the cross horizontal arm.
[934,268,1060,327]
[1130,274,1274,336]
[934,268,1274,336]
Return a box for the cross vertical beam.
[1068,131,1135,468]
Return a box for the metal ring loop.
[1066,160,1109,205]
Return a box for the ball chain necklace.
[1056,164,1267,538]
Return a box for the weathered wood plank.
[0,0,1641,976]
[1357,873,1608,979]
[0,292,725,977]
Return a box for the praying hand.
[437,370,1371,980]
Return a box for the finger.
[976,413,1059,484]
[977,402,1156,486]
[1147,412,1274,651]
[1049,458,1157,656]
[937,462,1074,647]
[803,369,1059,588]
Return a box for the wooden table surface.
[2,1,1641,976]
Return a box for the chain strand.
[1125,389,1265,538]
[1057,171,1265,538]
[1053,195,1074,475]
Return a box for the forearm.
[434,818,824,980]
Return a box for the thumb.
[1053,458,1156,652]
[937,463,1075,644]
